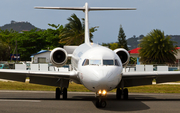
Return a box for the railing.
[125,64,178,72]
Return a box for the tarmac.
[0,90,179,113]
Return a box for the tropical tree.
[0,29,18,60]
[42,24,65,49]
[102,43,118,50]
[139,29,177,64]
[59,14,98,45]
[109,43,118,50]
[12,29,46,61]
[101,43,110,48]
[129,57,137,65]
[0,39,11,61]
[117,25,128,50]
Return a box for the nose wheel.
[95,90,107,108]
[96,99,106,108]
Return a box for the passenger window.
[103,60,114,65]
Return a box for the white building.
[31,50,51,63]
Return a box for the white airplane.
[0,2,180,108]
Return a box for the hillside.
[0,20,41,32]
[1,21,180,50]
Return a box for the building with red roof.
[128,47,140,58]
[129,47,180,65]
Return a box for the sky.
[0,0,180,43]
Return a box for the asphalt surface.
[0,90,180,113]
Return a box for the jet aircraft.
[0,3,180,108]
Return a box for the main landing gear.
[56,87,67,100]
[116,88,128,100]
[96,90,107,108]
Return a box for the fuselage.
[71,43,123,92]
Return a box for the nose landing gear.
[96,90,107,108]
[96,98,106,108]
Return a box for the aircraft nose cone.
[90,68,119,91]
[80,66,122,92]
[93,69,112,79]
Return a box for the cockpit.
[82,59,120,66]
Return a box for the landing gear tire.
[100,100,106,108]
[63,88,67,100]
[96,99,106,108]
[123,88,128,100]
[56,88,61,100]
[116,88,122,100]
[96,100,100,108]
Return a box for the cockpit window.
[115,59,120,66]
[82,59,89,66]
[82,59,121,66]
[103,60,114,65]
[82,59,101,66]
[89,60,101,65]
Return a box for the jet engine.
[50,47,68,67]
[114,48,130,67]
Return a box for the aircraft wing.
[0,69,78,87]
[118,71,180,87]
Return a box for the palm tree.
[139,29,177,64]
[59,14,98,45]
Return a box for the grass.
[0,81,180,93]
[128,85,180,93]
[0,81,91,92]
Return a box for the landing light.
[102,90,107,95]
[98,90,107,95]
[98,90,101,94]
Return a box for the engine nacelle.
[114,48,130,67]
[50,47,68,67]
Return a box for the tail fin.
[35,2,136,44]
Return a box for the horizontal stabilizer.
[89,7,136,11]
[34,7,85,10]
[34,7,136,11]
[35,2,136,44]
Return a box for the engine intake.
[114,48,130,67]
[50,47,68,67]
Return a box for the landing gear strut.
[116,88,128,100]
[55,87,67,100]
